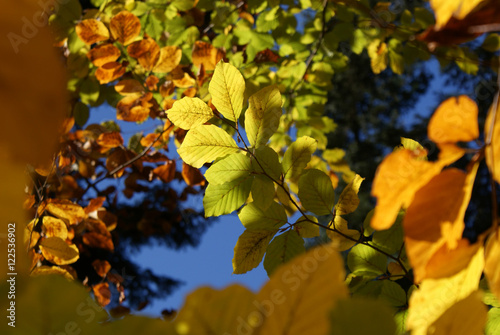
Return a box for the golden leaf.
[153,161,177,183]
[154,46,182,73]
[485,100,500,184]
[42,216,68,240]
[96,132,124,153]
[109,11,141,45]
[127,37,160,71]
[485,229,500,302]
[192,41,225,71]
[182,162,206,186]
[95,61,126,84]
[86,43,121,67]
[76,19,110,45]
[45,199,86,226]
[93,282,112,307]
[39,237,79,265]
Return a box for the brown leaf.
[95,61,126,84]
[86,43,121,67]
[182,162,205,186]
[254,48,280,64]
[115,79,145,96]
[105,147,133,177]
[160,80,175,97]
[145,75,159,91]
[76,19,110,45]
[92,259,112,277]
[93,283,112,307]
[192,41,225,71]
[116,93,152,122]
[85,197,106,214]
[154,161,176,183]
[127,37,160,71]
[96,132,124,153]
[83,219,114,251]
[109,11,141,45]
[154,46,182,73]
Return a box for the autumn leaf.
[233,229,276,274]
[86,43,121,67]
[45,199,86,226]
[430,0,488,29]
[167,97,214,130]
[92,259,112,278]
[485,230,500,302]
[153,161,176,183]
[127,37,160,71]
[116,93,153,122]
[327,216,360,251]
[154,46,182,73]
[96,132,124,153]
[109,11,141,45]
[93,282,112,307]
[209,61,246,122]
[192,41,225,71]
[485,100,500,184]
[42,216,68,240]
[115,79,145,96]
[181,163,205,186]
[76,19,110,45]
[95,61,126,84]
[39,237,79,265]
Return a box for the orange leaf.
[96,132,124,153]
[428,95,479,159]
[93,283,112,307]
[109,11,141,45]
[45,199,86,226]
[85,197,106,214]
[127,37,160,71]
[105,147,133,177]
[192,41,225,71]
[371,148,442,230]
[182,162,205,186]
[86,43,121,67]
[115,79,145,96]
[160,80,175,97]
[485,229,500,301]
[76,19,110,45]
[173,71,196,88]
[95,61,126,84]
[83,218,114,251]
[485,101,500,184]
[154,161,177,183]
[145,75,159,91]
[116,93,151,122]
[154,46,182,73]
[254,48,280,64]
[140,133,162,148]
[92,259,112,277]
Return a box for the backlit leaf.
[335,174,364,216]
[167,97,213,130]
[93,282,111,307]
[233,229,276,274]
[327,216,360,251]
[92,259,111,277]
[407,246,484,334]
[203,176,253,217]
[127,37,160,71]
[367,40,388,74]
[76,19,109,45]
[298,169,335,215]
[485,229,500,302]
[485,100,500,184]
[39,237,79,265]
[153,46,182,73]
[371,212,404,254]
[181,163,205,186]
[239,201,287,231]
[347,244,386,275]
[245,85,282,148]
[95,61,126,84]
[45,199,86,226]
[294,215,320,238]
[42,216,68,240]
[205,152,252,185]
[209,61,245,122]
[252,146,282,181]
[254,243,348,335]
[430,0,487,29]
[282,136,317,180]
[153,161,176,183]
[86,43,120,67]
[178,125,240,168]
[250,175,275,210]
[264,230,305,276]
[192,41,225,71]
[115,79,145,96]
[110,11,141,45]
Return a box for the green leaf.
[172,0,196,11]
[298,169,335,215]
[80,78,100,105]
[73,101,89,127]
[330,297,397,335]
[178,125,240,168]
[371,212,404,254]
[394,310,409,335]
[486,308,500,335]
[167,97,214,130]
[335,174,364,215]
[238,201,287,230]
[347,244,386,275]
[250,175,275,210]
[209,61,245,122]
[482,34,500,52]
[203,176,253,217]
[282,136,317,180]
[233,229,276,274]
[144,10,164,39]
[263,230,305,276]
[294,215,320,238]
[252,146,282,180]
[205,153,252,185]
[245,85,282,148]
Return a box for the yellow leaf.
[233,230,276,274]
[335,174,364,215]
[154,46,182,73]
[282,136,317,181]
[407,246,484,335]
[115,79,145,96]
[45,199,86,226]
[39,237,79,265]
[109,11,141,45]
[24,219,40,249]
[485,100,500,184]
[76,19,110,45]
[167,97,214,130]
[42,216,68,240]
[430,0,488,29]
[253,243,348,335]
[174,285,256,334]
[485,230,500,302]
[429,291,487,335]
[209,61,246,122]
[31,265,75,280]
[327,216,360,251]
[178,125,240,168]
[367,40,388,74]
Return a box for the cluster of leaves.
[6,0,500,334]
